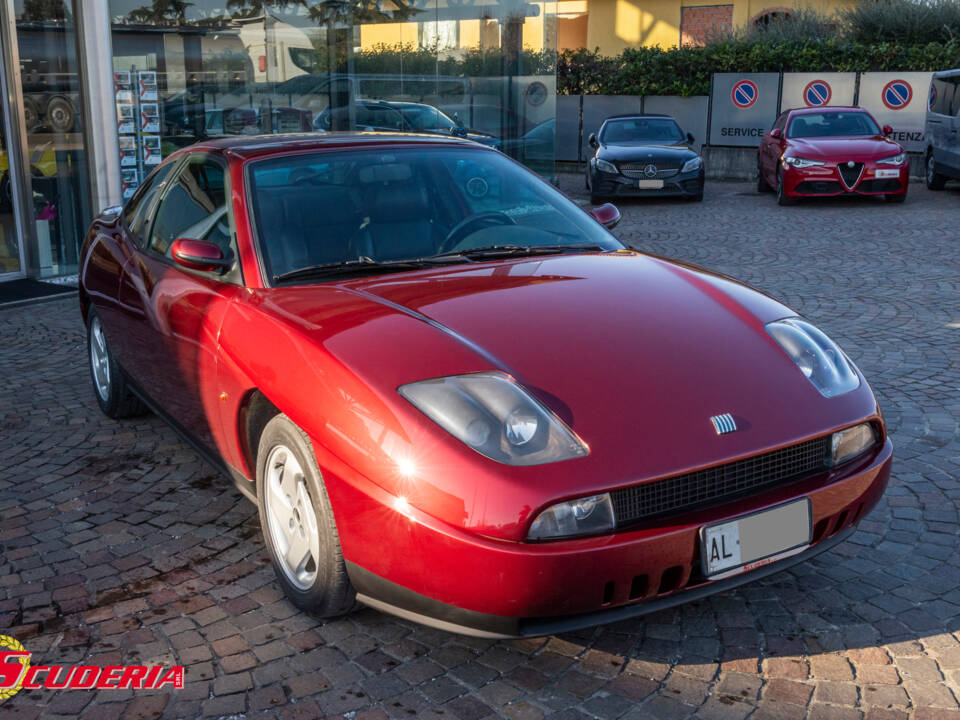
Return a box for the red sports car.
[80,133,892,637]
[758,106,909,205]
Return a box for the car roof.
[785,106,865,115]
[603,114,673,121]
[171,132,485,161]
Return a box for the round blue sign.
[882,80,913,110]
[803,80,831,107]
[731,80,758,109]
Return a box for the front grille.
[611,436,831,526]
[858,179,901,193]
[795,181,842,194]
[837,162,864,189]
[618,162,680,179]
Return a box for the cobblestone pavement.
[2,179,959,720]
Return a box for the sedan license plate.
[874,168,899,179]
[700,499,811,580]
[636,179,664,189]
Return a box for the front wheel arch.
[238,389,282,481]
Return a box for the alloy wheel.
[89,316,111,402]
[264,445,321,591]
[928,155,935,184]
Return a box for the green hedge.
[557,42,960,96]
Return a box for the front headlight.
[877,153,906,165]
[784,157,825,168]
[398,372,588,466]
[528,493,615,540]
[830,423,877,466]
[594,157,618,174]
[766,317,860,398]
[681,156,703,173]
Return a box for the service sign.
[781,73,856,110]
[858,72,933,151]
[709,73,780,147]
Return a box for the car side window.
[122,162,174,245]
[149,158,231,258]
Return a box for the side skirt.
[124,374,257,503]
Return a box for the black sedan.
[586,114,704,203]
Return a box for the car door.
[927,74,955,172]
[759,113,788,185]
[119,154,244,453]
[107,160,179,374]
[947,75,960,175]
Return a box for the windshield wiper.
[273,255,461,283]
[432,243,610,262]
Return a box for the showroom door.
[0,25,27,280]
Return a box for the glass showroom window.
[108,0,557,192]
[14,0,93,278]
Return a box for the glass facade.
[107,0,557,197]
[13,0,93,278]
[0,0,557,284]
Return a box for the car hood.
[785,135,903,161]
[257,253,877,488]
[597,143,697,164]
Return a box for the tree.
[126,0,195,25]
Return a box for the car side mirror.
[171,238,232,273]
[686,132,695,144]
[589,202,621,230]
[452,126,467,138]
[882,124,893,136]
[770,128,781,139]
[588,133,598,148]
[452,112,464,128]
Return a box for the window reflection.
[109,0,556,174]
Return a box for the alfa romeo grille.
[837,162,864,189]
[610,436,830,525]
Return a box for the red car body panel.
[79,134,892,637]
[759,107,909,199]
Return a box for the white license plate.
[636,179,664,189]
[700,498,811,579]
[874,168,899,179]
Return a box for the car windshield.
[399,106,457,131]
[788,112,880,138]
[248,147,622,282]
[600,118,684,145]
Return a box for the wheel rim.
[928,156,935,183]
[264,445,320,591]
[89,317,111,401]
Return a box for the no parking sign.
[858,72,932,151]
[781,73,856,110]
[709,73,779,147]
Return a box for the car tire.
[756,167,769,193]
[46,96,74,133]
[87,308,148,419]
[885,192,907,203]
[256,414,356,618]
[776,169,794,206]
[926,153,946,191]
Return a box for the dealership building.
[0,0,557,284]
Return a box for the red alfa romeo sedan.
[758,106,909,205]
[80,133,892,637]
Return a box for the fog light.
[527,493,615,540]
[830,423,876,465]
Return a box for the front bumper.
[590,167,704,198]
[783,162,909,197]
[331,438,892,638]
